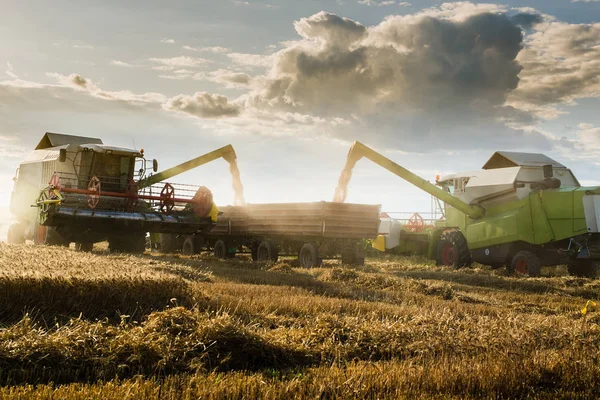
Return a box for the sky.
[1,0,600,235]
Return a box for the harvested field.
[0,244,599,399]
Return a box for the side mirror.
[59,149,67,163]
[543,164,553,178]
[153,159,159,173]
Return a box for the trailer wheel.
[568,260,599,279]
[33,225,69,247]
[257,241,279,262]
[214,240,228,259]
[182,237,195,256]
[509,251,541,277]
[159,234,179,254]
[251,244,259,262]
[75,242,93,252]
[299,243,321,268]
[7,223,25,244]
[436,230,471,268]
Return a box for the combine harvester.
[335,141,600,278]
[8,132,240,252]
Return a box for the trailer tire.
[257,241,278,262]
[7,223,26,244]
[509,251,541,277]
[436,230,471,268]
[159,234,179,254]
[299,243,321,268]
[568,260,599,279]
[182,237,195,256]
[34,225,69,247]
[251,243,259,262]
[214,240,228,259]
[75,242,93,252]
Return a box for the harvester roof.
[35,132,103,150]
[482,151,566,170]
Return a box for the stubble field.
[0,243,598,399]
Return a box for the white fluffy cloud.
[163,92,242,118]
[149,56,209,68]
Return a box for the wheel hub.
[442,244,456,265]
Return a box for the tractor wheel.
[568,260,599,279]
[299,243,321,268]
[436,230,471,268]
[159,234,179,254]
[75,242,94,252]
[182,237,195,256]
[251,243,259,262]
[214,240,228,259]
[109,233,146,254]
[257,241,279,262]
[7,223,25,244]
[33,224,69,247]
[509,251,541,277]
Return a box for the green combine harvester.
[335,141,600,278]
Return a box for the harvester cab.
[336,142,600,279]
[8,132,239,253]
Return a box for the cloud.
[232,1,279,9]
[48,73,167,105]
[193,69,253,88]
[507,21,600,117]
[160,38,175,44]
[227,53,273,68]
[230,7,572,150]
[358,1,411,6]
[110,60,133,67]
[5,62,17,79]
[1,70,247,132]
[149,56,209,68]
[571,0,600,2]
[183,45,230,53]
[72,44,94,49]
[163,92,241,118]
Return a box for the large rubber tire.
[299,243,321,268]
[7,223,26,244]
[33,225,69,247]
[182,237,195,256]
[159,234,179,254]
[251,243,259,262]
[568,260,599,279]
[75,242,94,252]
[436,230,471,268]
[109,233,146,254]
[214,240,228,259]
[509,251,541,277]
[257,241,279,262]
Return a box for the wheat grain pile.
[0,244,598,399]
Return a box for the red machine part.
[405,212,426,233]
[48,172,61,199]
[87,176,101,209]
[191,186,213,217]
[56,179,214,216]
[124,180,139,212]
[159,183,175,214]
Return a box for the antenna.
[132,138,137,150]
